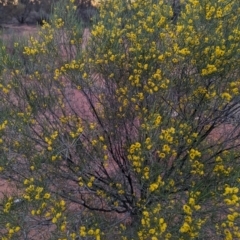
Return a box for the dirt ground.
[0,179,16,199]
[0,24,38,40]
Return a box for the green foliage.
[1,0,240,239]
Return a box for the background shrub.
[0,0,98,25]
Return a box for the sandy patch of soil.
[0,24,38,41]
[0,179,17,199]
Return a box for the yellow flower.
[87,182,92,188]
[158,54,164,61]
[79,226,86,237]
[142,211,149,217]
[161,222,167,232]
[183,204,192,215]
[162,144,171,153]
[149,228,155,234]
[61,223,66,231]
[189,148,201,160]
[88,229,94,235]
[224,229,233,240]
[43,193,51,199]
[159,152,166,158]
[180,222,190,233]
[178,48,190,55]
[35,194,40,200]
[56,212,62,219]
[194,205,201,211]
[227,214,235,222]
[47,146,53,151]
[159,219,167,233]
[224,187,239,195]
[60,200,66,207]
[221,92,232,102]
[189,197,195,206]
[165,233,172,239]
[70,233,76,239]
[149,183,159,192]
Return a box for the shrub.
[0,4,24,24]
[1,0,240,239]
[0,0,98,26]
